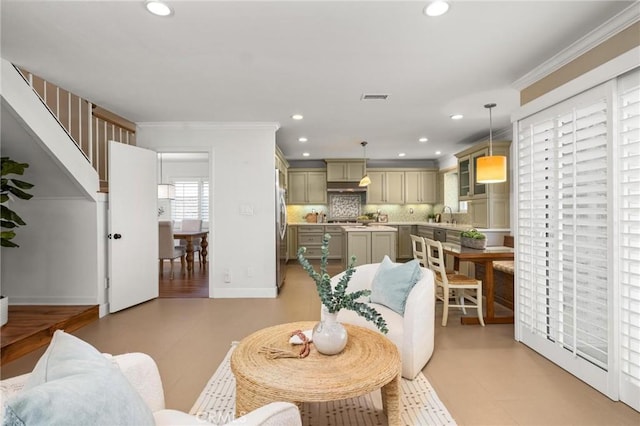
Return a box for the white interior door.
[108,141,158,312]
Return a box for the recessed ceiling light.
[292,114,303,120]
[418,137,428,143]
[302,152,310,157]
[450,114,464,120]
[424,1,450,17]
[298,137,308,143]
[398,153,406,157]
[145,1,173,16]
[435,151,442,155]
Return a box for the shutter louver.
[618,69,640,411]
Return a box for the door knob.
[108,233,122,239]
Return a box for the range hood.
[326,181,367,192]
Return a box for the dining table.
[173,230,208,273]
[441,242,515,325]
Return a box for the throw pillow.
[370,256,422,315]
[3,330,154,426]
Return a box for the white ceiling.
[0,1,634,162]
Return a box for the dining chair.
[159,221,185,279]
[425,238,485,326]
[179,219,203,264]
[410,234,427,267]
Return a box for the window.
[171,178,209,223]
[515,68,640,408]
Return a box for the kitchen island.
[341,225,397,267]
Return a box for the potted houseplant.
[1,157,35,326]
[460,228,487,249]
[427,213,436,223]
[298,234,388,354]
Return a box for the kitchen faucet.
[442,205,454,224]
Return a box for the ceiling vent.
[361,94,389,100]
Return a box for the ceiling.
[0,1,634,162]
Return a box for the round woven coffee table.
[230,321,401,425]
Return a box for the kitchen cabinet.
[404,170,437,203]
[325,225,344,260]
[456,140,511,228]
[367,170,405,204]
[288,170,327,204]
[325,160,365,182]
[395,225,414,259]
[275,146,289,189]
[287,225,297,261]
[343,227,397,267]
[297,225,324,259]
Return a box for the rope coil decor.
[258,329,310,359]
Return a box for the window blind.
[617,69,640,411]
[171,179,209,222]
[517,82,612,392]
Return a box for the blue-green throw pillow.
[3,330,154,426]
[370,256,422,315]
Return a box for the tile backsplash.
[329,194,362,218]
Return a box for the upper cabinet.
[288,169,327,204]
[405,170,437,203]
[367,170,405,204]
[325,160,365,182]
[456,140,511,228]
[275,146,289,189]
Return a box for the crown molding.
[512,3,640,91]
[137,122,280,131]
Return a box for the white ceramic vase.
[313,306,348,355]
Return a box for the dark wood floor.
[159,260,209,298]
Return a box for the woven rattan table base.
[230,321,401,425]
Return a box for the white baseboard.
[6,296,99,305]
[210,287,277,298]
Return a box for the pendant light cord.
[485,103,496,156]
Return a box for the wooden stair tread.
[1,305,98,365]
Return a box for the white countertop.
[341,225,398,232]
[288,222,510,232]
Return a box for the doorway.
[157,152,210,298]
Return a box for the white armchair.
[1,352,301,426]
[331,262,435,380]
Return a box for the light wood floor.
[2,261,638,425]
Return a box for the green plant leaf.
[1,158,29,176]
[8,186,33,200]
[1,204,27,226]
[10,179,35,190]
[0,194,8,203]
[1,220,17,228]
[1,238,19,248]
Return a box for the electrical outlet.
[224,268,231,283]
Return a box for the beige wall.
[521,22,640,105]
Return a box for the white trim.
[210,287,277,298]
[7,296,100,304]
[137,122,281,131]
[512,3,640,90]
[511,46,640,122]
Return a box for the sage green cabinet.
[297,225,324,259]
[325,160,365,182]
[344,230,396,267]
[325,225,344,260]
[396,225,414,259]
[404,170,437,203]
[367,170,405,204]
[287,225,297,261]
[288,170,327,204]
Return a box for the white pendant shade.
[359,141,371,187]
[476,155,507,183]
[359,175,371,187]
[157,183,175,200]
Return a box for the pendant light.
[476,103,507,184]
[157,153,175,199]
[359,141,371,187]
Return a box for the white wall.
[0,198,100,305]
[137,122,279,298]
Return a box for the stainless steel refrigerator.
[276,169,288,289]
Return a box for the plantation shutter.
[617,69,640,411]
[516,82,613,395]
[201,181,209,223]
[173,180,200,220]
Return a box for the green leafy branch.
[1,157,34,248]
[297,233,389,334]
